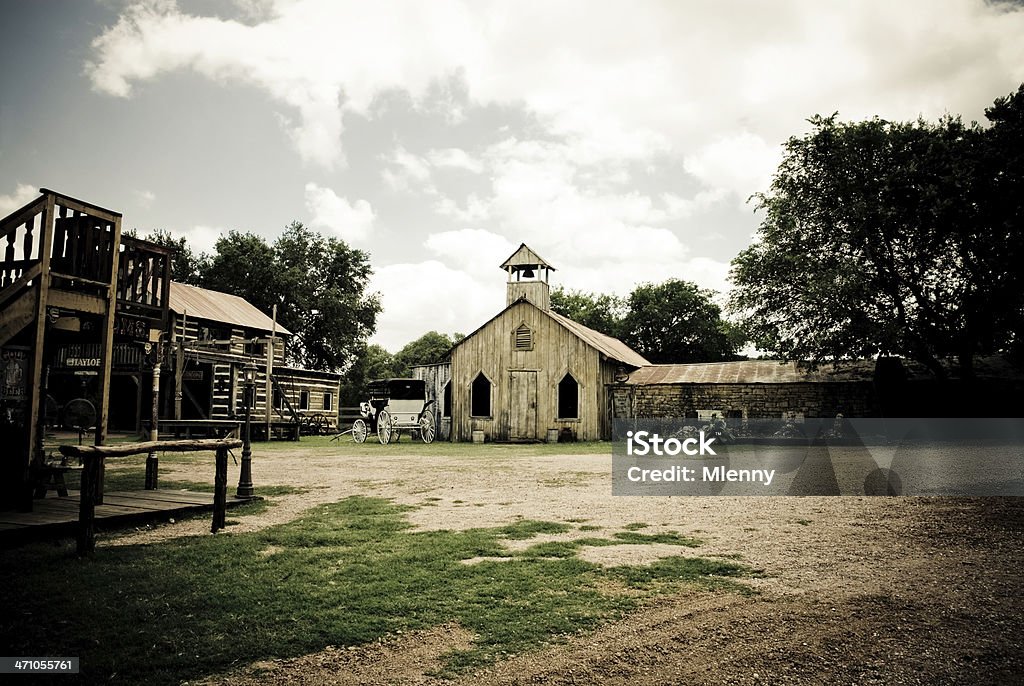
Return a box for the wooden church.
[444,244,649,441]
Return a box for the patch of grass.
[609,556,755,593]
[622,522,649,531]
[794,518,813,526]
[612,531,702,546]
[3,497,754,685]
[578,525,602,532]
[497,520,572,540]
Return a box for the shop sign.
[1,347,29,400]
[114,313,151,342]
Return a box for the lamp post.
[236,361,257,498]
[145,339,161,490]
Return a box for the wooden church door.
[509,370,537,440]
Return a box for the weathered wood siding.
[412,362,452,440]
[168,312,338,427]
[450,301,609,441]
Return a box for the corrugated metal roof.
[546,310,649,368]
[624,360,875,385]
[500,243,555,270]
[169,282,292,335]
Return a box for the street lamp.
[236,361,257,498]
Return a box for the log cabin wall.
[450,300,606,441]
[168,311,338,429]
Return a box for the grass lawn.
[3,496,755,685]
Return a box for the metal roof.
[169,282,292,336]
[624,360,874,385]
[500,243,555,270]
[547,310,650,368]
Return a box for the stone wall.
[613,382,879,419]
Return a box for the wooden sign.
[114,313,150,342]
[1,347,29,400]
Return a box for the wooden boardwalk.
[0,489,250,546]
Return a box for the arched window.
[471,373,491,417]
[558,373,579,419]
[442,381,451,417]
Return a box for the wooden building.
[166,282,341,438]
[446,244,648,442]
[0,189,343,510]
[411,362,452,441]
[0,189,172,509]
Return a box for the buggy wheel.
[352,418,368,443]
[311,415,326,435]
[419,413,435,444]
[377,410,393,444]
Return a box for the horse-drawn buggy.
[351,378,436,444]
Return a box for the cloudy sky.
[2,0,1023,351]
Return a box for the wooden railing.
[59,438,243,555]
[0,189,172,320]
[117,236,172,318]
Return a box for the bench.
[31,463,83,498]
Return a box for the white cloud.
[662,188,728,220]
[0,183,39,217]
[381,145,435,194]
[182,225,226,254]
[135,189,157,207]
[433,194,491,223]
[86,1,1024,174]
[683,133,783,199]
[427,147,484,173]
[304,182,375,243]
[369,259,502,351]
[424,229,515,278]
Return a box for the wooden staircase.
[0,189,172,510]
[0,287,36,347]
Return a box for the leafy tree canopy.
[620,279,741,364]
[392,331,461,376]
[551,282,742,363]
[730,85,1024,377]
[339,343,397,405]
[140,229,208,284]
[549,287,626,338]
[146,222,381,373]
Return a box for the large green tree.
[730,87,1024,377]
[620,279,740,363]
[140,229,208,284]
[339,343,396,405]
[197,223,380,372]
[272,222,380,371]
[549,287,626,338]
[391,331,461,376]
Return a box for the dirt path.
[106,446,1024,684]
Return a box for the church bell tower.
[501,243,554,311]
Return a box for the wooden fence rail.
[59,439,243,555]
